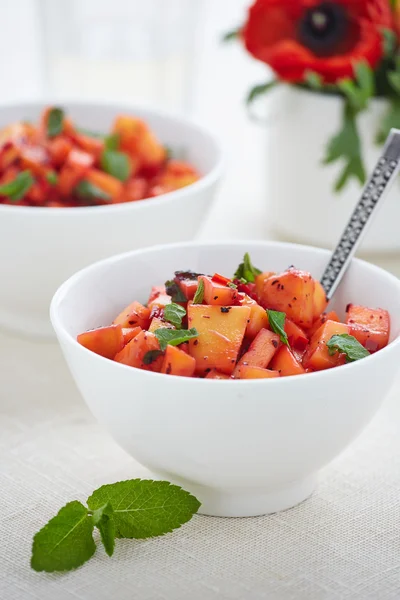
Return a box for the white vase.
[267,85,400,255]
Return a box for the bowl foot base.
[192,475,317,517]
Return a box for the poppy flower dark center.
[297,2,351,57]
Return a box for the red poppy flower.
[243,0,393,83]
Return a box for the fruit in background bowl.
[0,101,222,338]
[50,241,400,517]
[0,106,200,207]
[76,253,391,378]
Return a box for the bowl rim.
[50,239,400,384]
[0,99,224,216]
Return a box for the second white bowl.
[0,101,222,338]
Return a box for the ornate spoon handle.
[320,128,400,301]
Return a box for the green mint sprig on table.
[47,107,64,138]
[154,328,199,352]
[31,479,200,573]
[0,170,34,202]
[234,252,262,283]
[192,279,205,304]
[266,309,289,347]
[164,303,186,329]
[327,333,370,363]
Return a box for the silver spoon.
[320,128,400,300]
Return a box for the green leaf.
[46,171,58,186]
[87,480,201,539]
[354,61,375,103]
[164,303,186,329]
[75,180,111,203]
[323,102,366,192]
[326,333,370,362]
[154,328,198,352]
[101,150,131,182]
[76,127,105,139]
[192,279,205,304]
[388,70,400,95]
[234,252,262,283]
[143,349,164,365]
[381,28,397,56]
[47,107,64,138]
[304,70,323,90]
[31,501,95,572]
[266,309,289,347]
[165,280,187,303]
[222,27,241,42]
[0,170,34,202]
[375,98,400,144]
[104,133,120,151]
[246,81,277,105]
[92,502,115,557]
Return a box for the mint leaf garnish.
[87,480,200,539]
[0,170,34,202]
[266,309,289,347]
[31,479,200,574]
[75,180,111,202]
[164,303,186,329]
[92,502,115,557]
[234,252,262,283]
[31,501,95,572]
[46,171,58,186]
[143,349,164,365]
[104,133,120,151]
[101,150,131,182]
[47,107,64,138]
[192,279,204,304]
[165,280,187,303]
[154,327,198,351]
[326,334,370,362]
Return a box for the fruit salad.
[77,253,391,379]
[0,107,200,207]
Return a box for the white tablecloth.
[1,328,400,600]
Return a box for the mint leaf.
[154,327,198,351]
[164,303,186,329]
[101,150,131,182]
[234,252,262,283]
[323,102,366,192]
[76,127,104,139]
[75,180,111,202]
[143,349,164,365]
[87,480,200,539]
[222,27,240,42]
[266,309,289,347]
[0,170,34,202]
[327,333,370,362]
[31,501,95,572]
[46,171,58,186]
[246,81,277,105]
[192,279,204,304]
[165,280,187,303]
[92,502,115,557]
[47,107,64,138]
[104,133,120,151]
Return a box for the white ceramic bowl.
[0,101,222,338]
[51,241,400,517]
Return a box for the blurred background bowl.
[0,101,223,339]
